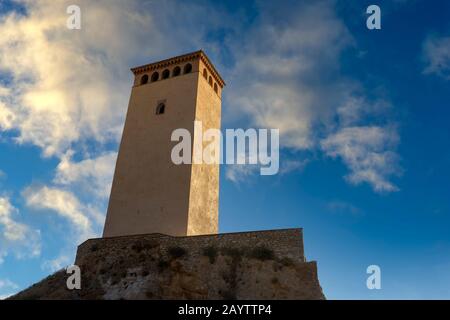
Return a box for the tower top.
[130,50,226,88]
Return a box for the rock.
[9,229,325,300]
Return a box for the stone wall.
[76,229,305,265]
[11,229,324,300]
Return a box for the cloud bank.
[0,196,41,264]
[423,35,450,80]
[225,1,401,191]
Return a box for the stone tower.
[103,50,225,238]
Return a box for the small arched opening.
[151,71,159,82]
[214,83,218,93]
[208,76,213,86]
[203,68,208,79]
[140,74,149,85]
[162,69,170,79]
[184,63,192,74]
[172,66,181,77]
[156,103,165,115]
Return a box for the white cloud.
[224,1,400,191]
[0,0,232,158]
[423,35,450,79]
[0,1,166,156]
[225,164,259,184]
[327,200,362,216]
[231,83,316,150]
[225,149,262,184]
[23,185,95,241]
[336,96,391,127]
[0,293,15,300]
[49,151,116,229]
[0,101,15,131]
[41,254,71,272]
[0,279,18,299]
[227,1,353,150]
[279,158,309,175]
[0,198,29,242]
[0,86,11,96]
[321,126,400,192]
[0,196,41,264]
[0,279,19,290]
[225,155,308,183]
[54,151,117,199]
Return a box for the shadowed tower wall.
[103,51,224,237]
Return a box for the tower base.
[10,229,325,300]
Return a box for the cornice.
[130,50,225,88]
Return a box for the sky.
[0,0,449,299]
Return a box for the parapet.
[76,228,306,265]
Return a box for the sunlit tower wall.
[103,51,225,238]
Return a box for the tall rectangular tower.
[103,51,224,237]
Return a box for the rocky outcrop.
[10,229,325,300]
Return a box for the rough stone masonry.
[10,229,325,300]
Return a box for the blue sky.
[0,0,449,299]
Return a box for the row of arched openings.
[203,68,218,94]
[140,63,192,85]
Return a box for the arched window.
[203,68,208,79]
[151,71,159,82]
[162,69,170,79]
[140,74,149,85]
[172,66,181,77]
[184,63,192,74]
[214,83,218,93]
[156,103,165,115]
[208,76,213,86]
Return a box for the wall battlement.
[77,228,306,265]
